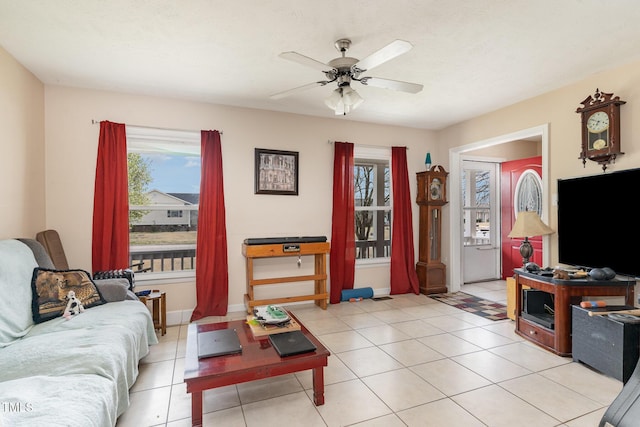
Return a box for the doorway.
[448,124,550,294]
[500,156,543,278]
[462,160,500,283]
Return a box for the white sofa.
[0,239,158,426]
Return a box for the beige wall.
[438,58,640,267]
[465,139,541,160]
[0,46,45,239]
[43,86,435,315]
[6,43,640,318]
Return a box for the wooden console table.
[242,242,330,313]
[514,269,635,356]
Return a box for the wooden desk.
[184,313,330,427]
[242,242,330,313]
[515,269,635,356]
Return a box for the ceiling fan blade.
[270,81,328,100]
[361,77,423,94]
[279,51,332,72]
[354,39,413,72]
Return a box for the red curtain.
[191,130,229,320]
[329,142,355,304]
[92,121,130,272]
[390,147,420,294]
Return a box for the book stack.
[246,305,301,337]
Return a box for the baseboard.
[167,310,185,326]
[167,304,246,326]
[166,288,391,326]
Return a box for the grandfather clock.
[416,165,448,295]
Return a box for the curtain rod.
[327,140,408,149]
[91,120,223,135]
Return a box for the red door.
[501,156,542,279]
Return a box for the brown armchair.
[34,229,138,301]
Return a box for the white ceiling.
[2,0,640,130]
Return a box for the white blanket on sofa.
[0,240,38,347]
[0,301,158,426]
[0,374,118,427]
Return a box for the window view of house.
[354,155,391,261]
[127,128,201,275]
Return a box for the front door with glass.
[462,160,500,283]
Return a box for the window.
[126,126,201,278]
[354,146,392,262]
[514,169,543,216]
[462,165,491,246]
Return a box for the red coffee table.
[183,313,330,427]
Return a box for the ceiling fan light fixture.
[342,86,364,109]
[273,38,422,112]
[325,86,363,115]
[324,88,342,110]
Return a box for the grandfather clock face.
[426,172,447,204]
[430,178,443,201]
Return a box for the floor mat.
[429,292,508,321]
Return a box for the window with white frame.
[354,146,392,262]
[126,126,201,278]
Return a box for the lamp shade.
[325,88,342,110]
[508,211,554,238]
[325,86,364,115]
[342,86,363,109]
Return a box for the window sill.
[135,271,195,286]
[356,258,391,268]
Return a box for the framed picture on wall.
[254,148,299,195]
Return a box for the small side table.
[572,305,640,383]
[139,290,167,336]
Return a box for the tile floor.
[116,280,622,426]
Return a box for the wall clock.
[576,88,626,171]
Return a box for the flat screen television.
[557,167,640,278]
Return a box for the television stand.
[514,269,635,356]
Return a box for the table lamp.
[507,210,554,265]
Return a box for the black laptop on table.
[269,330,317,357]
[197,328,242,359]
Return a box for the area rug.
[429,292,508,321]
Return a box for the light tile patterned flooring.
[116,280,622,426]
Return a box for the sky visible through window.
[143,153,201,193]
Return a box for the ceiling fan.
[270,38,423,115]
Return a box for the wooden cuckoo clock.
[576,88,626,171]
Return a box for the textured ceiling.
[2,0,640,129]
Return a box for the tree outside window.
[354,158,391,260]
[462,168,491,245]
[126,127,201,275]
